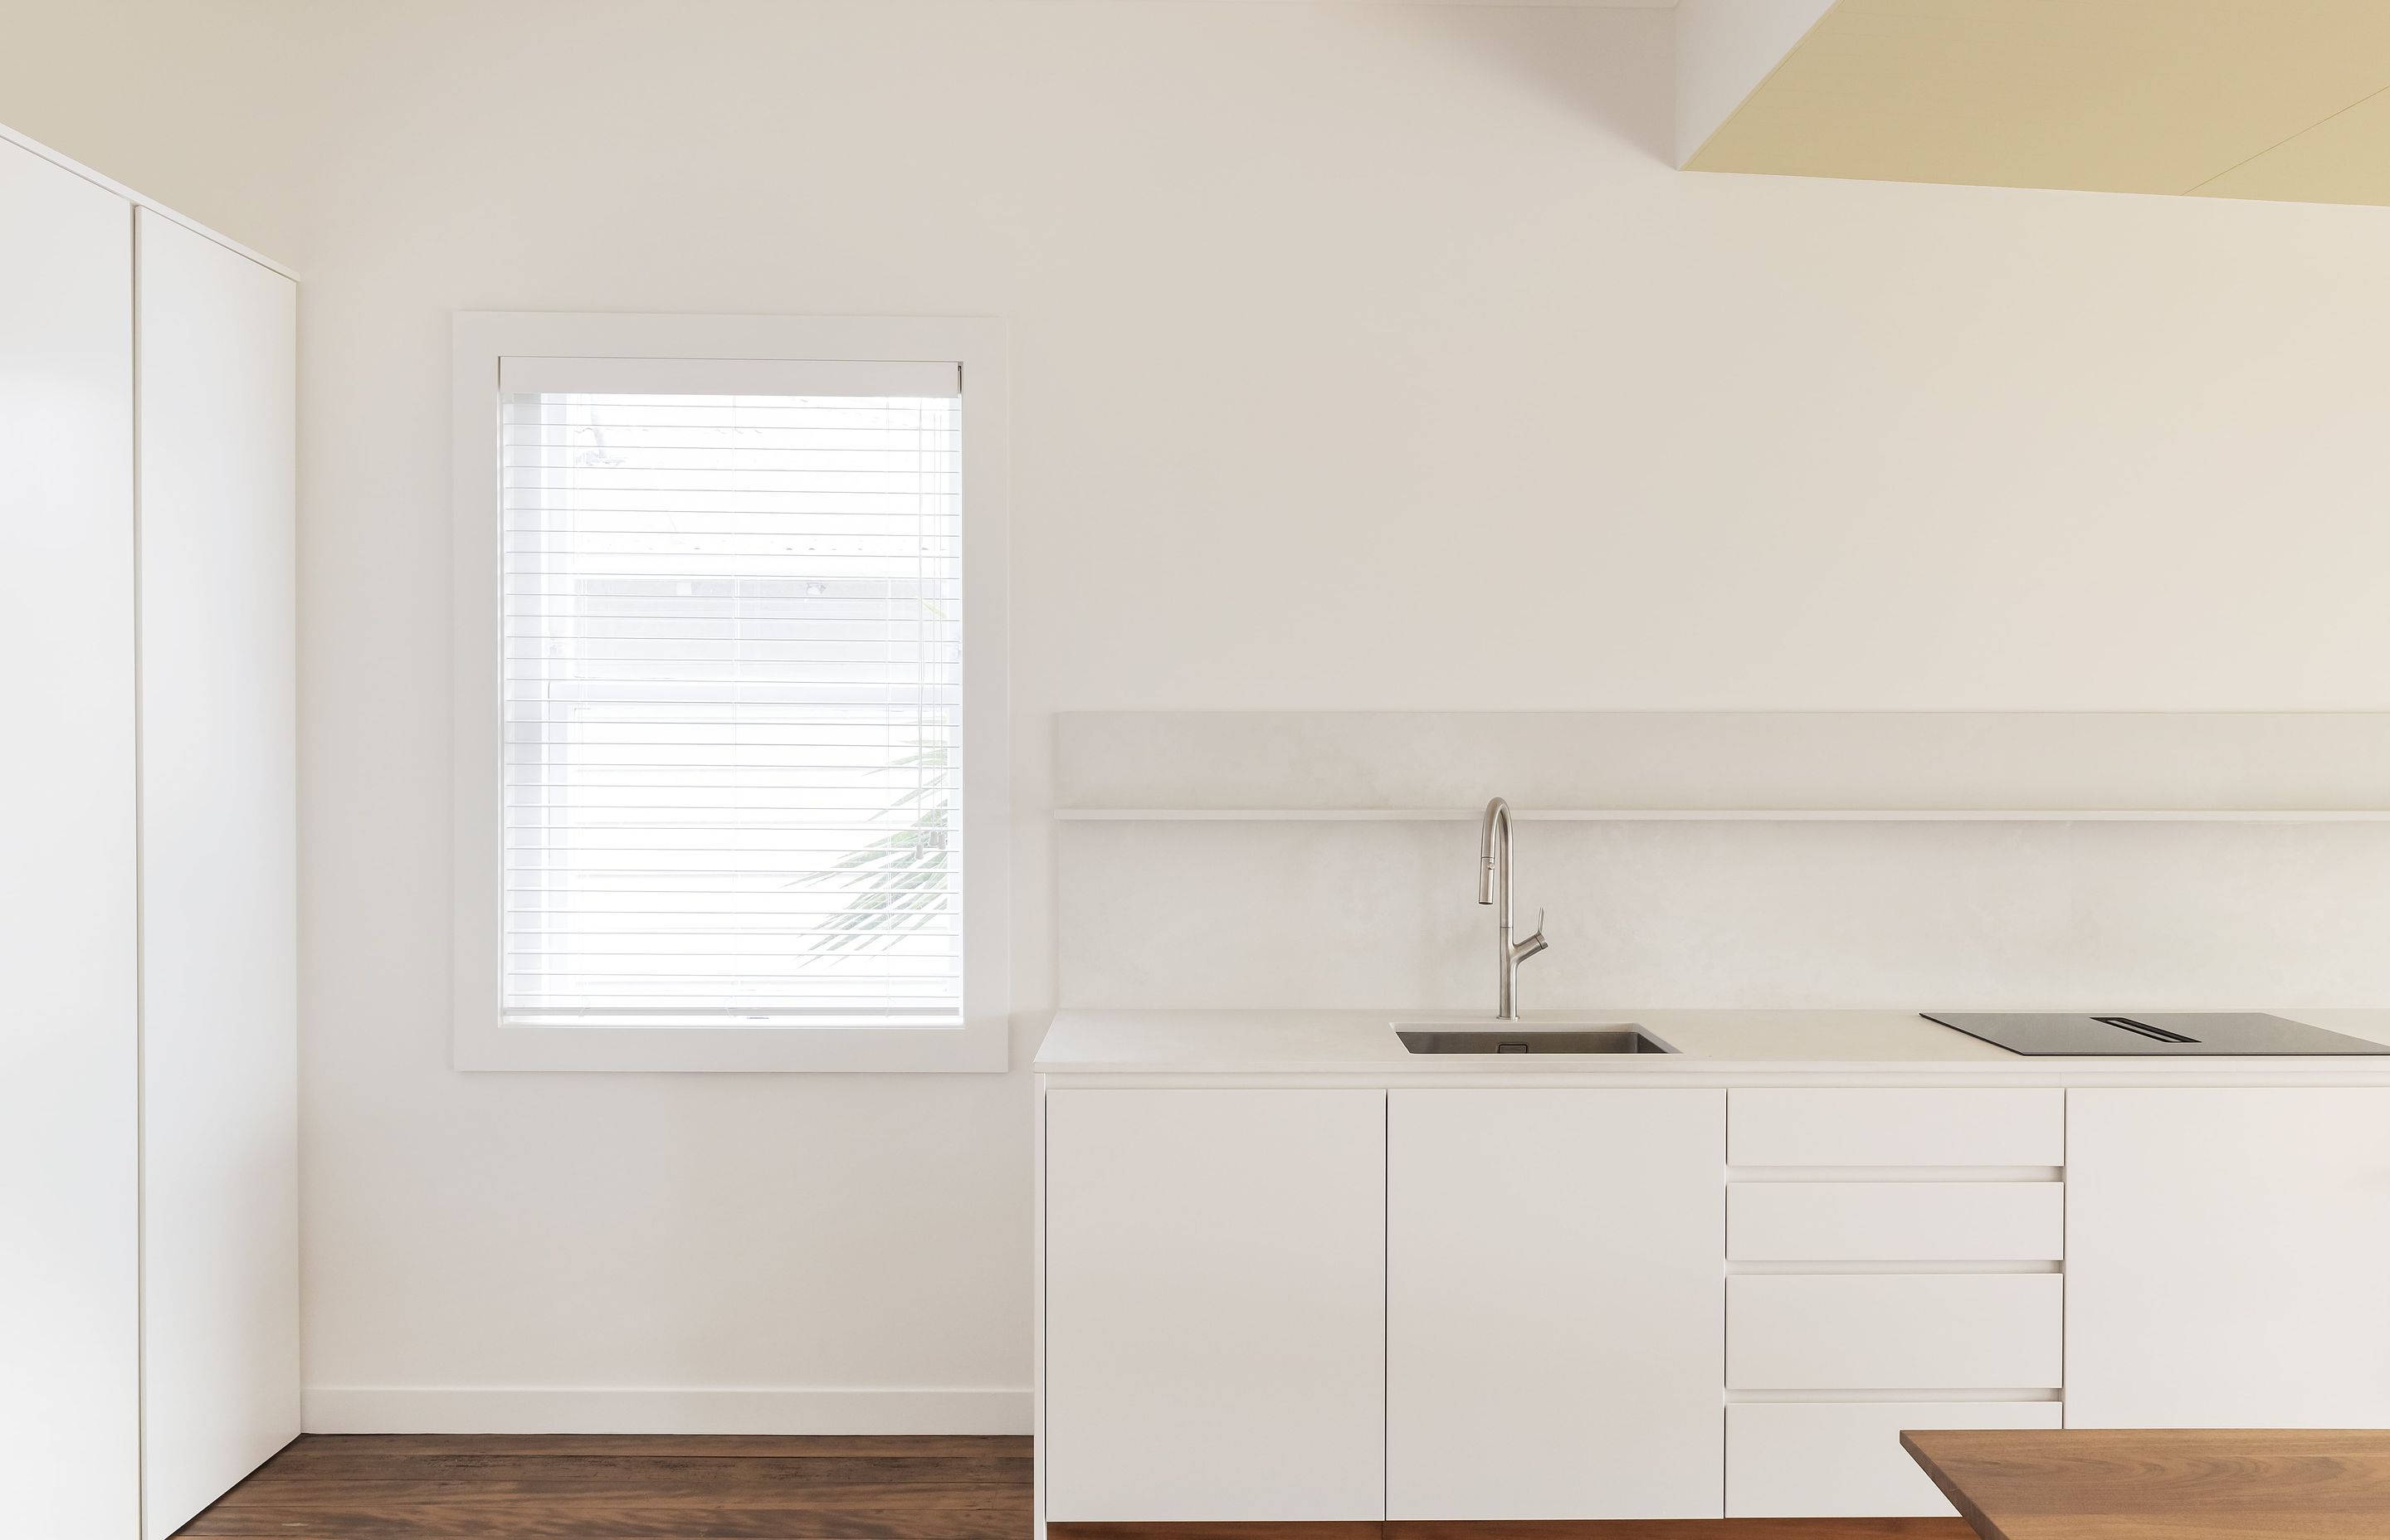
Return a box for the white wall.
[1675,0,1835,164]
[10,0,2390,1430]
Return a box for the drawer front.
[1728,1274,2063,1390]
[1729,1182,2063,1262]
[1727,1401,2063,1518]
[1730,1089,2063,1167]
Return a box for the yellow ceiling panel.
[1688,0,2390,203]
[2196,84,2390,204]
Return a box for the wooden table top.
[1903,1428,2390,1540]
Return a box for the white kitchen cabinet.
[1727,1401,2061,1518]
[2067,1089,2390,1428]
[1037,1065,2390,1525]
[134,209,300,1540]
[1387,1089,1725,1520]
[1044,1089,1386,1522]
[1730,1089,2063,1168]
[0,129,141,1540]
[1721,1087,2067,1518]
[0,129,297,1540]
[1730,1182,2063,1262]
[1729,1273,2063,1391]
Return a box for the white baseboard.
[303,1386,1032,1435]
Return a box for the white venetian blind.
[498,357,963,1023]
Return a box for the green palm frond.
[786,742,954,958]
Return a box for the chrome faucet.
[1477,797,1548,1021]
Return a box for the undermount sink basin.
[1394,1026,1676,1055]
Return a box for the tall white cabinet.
[0,130,298,1540]
[0,119,143,1540]
[134,207,301,1538]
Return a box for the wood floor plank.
[193,1479,1028,1511]
[185,1512,1032,1537]
[181,1507,1030,1539]
[202,1460,1028,1496]
[176,1435,1032,1538]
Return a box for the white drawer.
[1729,1182,2063,1262]
[1728,1274,2062,1390]
[1730,1089,2064,1168]
[1727,1400,2062,1518]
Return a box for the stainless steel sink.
[1394,1026,1675,1055]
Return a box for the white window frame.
[451,312,1009,1072]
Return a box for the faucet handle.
[1514,908,1550,962]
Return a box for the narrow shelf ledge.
[1053,807,2390,823]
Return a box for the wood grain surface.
[178,1436,1983,1539]
[1903,1427,2390,1540]
[175,1434,1033,1538]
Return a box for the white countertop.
[1033,1007,2390,1084]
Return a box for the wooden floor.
[174,1436,1973,1539]
[175,1435,1034,1539]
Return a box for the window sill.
[454,1016,1009,1074]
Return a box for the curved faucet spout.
[1477,797,1545,1021]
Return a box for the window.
[453,316,1007,1071]
[502,364,963,1021]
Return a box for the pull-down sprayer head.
[1477,796,1510,904]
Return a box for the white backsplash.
[1054,713,2390,1011]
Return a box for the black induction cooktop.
[1920,1011,2390,1056]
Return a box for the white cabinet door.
[1388,1089,1724,1520]
[2068,1089,2390,1427]
[134,209,300,1540]
[0,139,139,1540]
[1044,1089,1385,1522]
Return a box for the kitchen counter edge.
[1031,1007,2390,1085]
